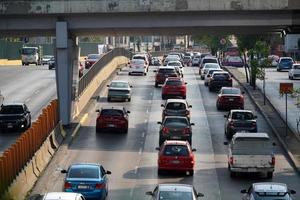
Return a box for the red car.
[85,54,101,69]
[96,107,130,133]
[157,140,196,175]
[154,66,179,87]
[161,77,187,100]
[216,87,244,110]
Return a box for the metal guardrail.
[0,100,59,196]
[78,48,132,97]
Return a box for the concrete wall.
[0,0,296,15]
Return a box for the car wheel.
[162,95,166,100]
[128,98,131,102]
[204,82,208,86]
[107,97,111,102]
[155,82,158,88]
[158,169,163,175]
[189,170,194,176]
[201,76,204,80]
[22,62,25,66]
[209,87,213,92]
[267,172,273,179]
[291,76,294,80]
[183,96,186,99]
[159,137,164,146]
[144,72,147,76]
[128,72,131,75]
[277,68,280,72]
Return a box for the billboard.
[284,34,300,52]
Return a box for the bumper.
[228,127,257,134]
[219,103,244,109]
[230,166,274,173]
[161,135,191,142]
[129,68,146,74]
[0,122,26,131]
[65,189,105,199]
[158,165,194,172]
[108,94,130,100]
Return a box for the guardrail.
[78,48,132,96]
[0,99,59,196]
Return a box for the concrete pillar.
[55,21,79,125]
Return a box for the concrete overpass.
[0,0,300,125]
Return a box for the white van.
[225,132,275,178]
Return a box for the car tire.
[159,137,164,146]
[107,97,111,102]
[128,72,131,76]
[183,96,186,99]
[204,82,208,86]
[267,172,273,179]
[22,62,25,66]
[209,87,213,92]
[277,68,280,72]
[155,83,158,88]
[162,95,166,100]
[96,128,102,133]
[123,127,128,134]
[128,98,131,102]
[189,170,194,176]
[201,76,204,80]
[291,76,294,80]
[144,72,147,76]
[158,169,163,175]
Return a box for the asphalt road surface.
[30,66,300,200]
[0,65,56,154]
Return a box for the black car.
[224,110,257,138]
[161,99,192,120]
[209,71,232,91]
[48,57,55,70]
[0,103,31,132]
[158,116,194,146]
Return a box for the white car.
[128,59,148,75]
[288,64,300,80]
[204,69,223,86]
[192,57,200,66]
[167,61,184,77]
[200,63,221,79]
[28,192,85,200]
[132,54,149,67]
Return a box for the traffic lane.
[0,65,56,154]
[30,66,157,199]
[197,67,300,200]
[132,67,221,200]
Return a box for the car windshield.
[163,145,190,156]
[204,64,220,69]
[159,191,193,200]
[222,88,240,95]
[165,80,182,86]
[232,112,254,120]
[281,58,293,63]
[131,59,145,65]
[168,62,181,66]
[293,65,300,69]
[88,54,100,59]
[158,69,176,74]
[68,166,99,179]
[166,102,186,110]
[253,192,290,200]
[22,48,37,55]
[203,59,218,64]
[43,55,53,59]
[0,105,24,114]
[228,56,243,62]
[133,56,146,60]
[100,109,124,116]
[184,56,191,59]
[166,57,179,61]
[110,82,129,88]
[164,118,188,127]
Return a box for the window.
[166,102,186,110]
[203,59,218,64]
[101,109,124,116]
[68,166,100,179]
[158,69,176,74]
[164,118,188,127]
[88,54,100,59]
[231,112,254,120]
[165,80,182,86]
[213,73,230,80]
[294,65,300,69]
[110,82,129,88]
[222,88,240,95]
[159,191,192,200]
[0,105,24,114]
[163,145,189,156]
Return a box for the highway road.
[30,66,300,200]
[0,65,56,154]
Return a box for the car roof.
[87,54,99,56]
[253,182,288,193]
[166,77,182,81]
[280,57,293,59]
[168,60,181,63]
[110,80,129,83]
[163,140,189,146]
[158,66,175,69]
[234,132,269,139]
[213,71,229,75]
[230,109,253,113]
[44,192,81,199]
[221,87,240,91]
[158,184,193,192]
[164,116,189,120]
[203,56,217,59]
[166,99,187,104]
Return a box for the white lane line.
[139,148,142,155]
[146,109,149,113]
[144,119,148,123]
[34,90,40,94]
[25,98,31,102]
[129,188,134,198]
[142,132,145,138]
[148,100,151,104]
[134,166,138,174]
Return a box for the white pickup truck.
[225,132,275,178]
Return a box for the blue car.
[277,57,294,71]
[61,163,111,200]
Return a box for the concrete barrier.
[73,55,128,118]
[0,59,21,66]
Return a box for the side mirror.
[161,104,165,107]
[155,147,160,151]
[145,191,153,196]
[153,70,157,72]
[61,169,67,174]
[254,115,257,119]
[107,85,110,87]
[272,142,276,146]
[188,105,192,108]
[157,122,162,124]
[290,189,296,195]
[185,82,187,85]
[106,170,112,175]
[192,148,197,152]
[197,193,204,197]
[127,111,131,114]
[130,85,133,88]
[190,123,195,126]
[96,109,100,112]
[224,115,227,118]
[242,91,245,94]
[241,189,247,194]
[223,141,229,145]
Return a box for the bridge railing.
[78,48,132,97]
[0,99,59,196]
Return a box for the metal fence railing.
[0,100,59,196]
[78,48,132,97]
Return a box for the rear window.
[158,68,176,74]
[0,105,24,114]
[110,82,129,88]
[88,54,100,59]
[163,145,189,156]
[165,80,183,86]
[68,166,100,179]
[131,60,145,65]
[253,192,290,200]
[133,56,146,61]
[280,58,293,63]
[203,59,218,64]
[228,56,243,63]
[164,118,188,127]
[100,109,124,116]
[222,88,240,95]
[232,112,254,120]
[293,65,300,69]
[168,62,181,66]
[208,69,222,75]
[166,102,186,110]
[159,191,193,200]
[213,73,230,79]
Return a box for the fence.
[0,99,59,195]
[78,48,132,96]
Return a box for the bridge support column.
[55,21,79,125]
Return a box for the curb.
[225,67,300,175]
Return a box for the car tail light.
[252,122,256,127]
[229,121,234,127]
[271,156,275,165]
[183,128,190,134]
[162,127,169,134]
[186,110,190,115]
[95,183,106,189]
[219,96,225,102]
[229,156,234,165]
[239,95,244,103]
[64,182,72,189]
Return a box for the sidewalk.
[225,66,300,174]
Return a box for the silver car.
[107,80,132,102]
[146,184,204,200]
[288,64,300,80]
[28,192,85,200]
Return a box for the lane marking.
[34,90,40,94]
[139,148,142,155]
[134,166,138,174]
[144,119,148,123]
[142,132,145,138]
[71,113,89,138]
[25,98,31,102]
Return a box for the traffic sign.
[280,83,293,94]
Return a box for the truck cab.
[21,46,42,66]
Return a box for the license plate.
[7,123,13,128]
[78,185,89,189]
[229,98,234,101]
[107,124,115,128]
[171,160,180,164]
[247,168,257,172]
[171,136,180,139]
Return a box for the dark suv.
[154,67,179,87]
[209,71,232,91]
[0,103,31,132]
[96,107,130,133]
